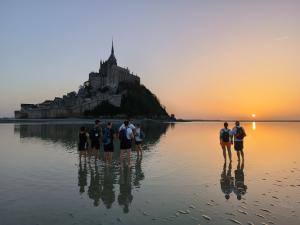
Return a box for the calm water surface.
[0,122,299,225]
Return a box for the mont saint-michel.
[15,42,169,119]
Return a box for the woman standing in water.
[219,122,232,161]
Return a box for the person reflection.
[133,156,145,188]
[101,165,116,209]
[88,157,102,206]
[220,161,234,200]
[118,165,133,213]
[78,151,88,194]
[234,160,247,200]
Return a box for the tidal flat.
[0,122,299,225]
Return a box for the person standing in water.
[119,120,134,167]
[102,122,115,164]
[89,120,102,151]
[135,124,145,157]
[231,121,246,161]
[78,126,88,151]
[219,122,232,161]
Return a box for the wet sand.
[0,122,299,225]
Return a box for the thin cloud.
[275,36,289,41]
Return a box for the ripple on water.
[237,209,248,215]
[202,215,211,221]
[228,218,242,224]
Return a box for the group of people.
[219,121,247,162]
[78,119,145,166]
[219,121,247,200]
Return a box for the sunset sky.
[0,0,299,119]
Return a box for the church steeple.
[111,40,114,56]
[107,39,117,66]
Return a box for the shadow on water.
[13,121,171,212]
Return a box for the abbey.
[89,41,140,90]
[15,42,140,119]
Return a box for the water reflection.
[234,160,247,200]
[14,122,171,151]
[220,160,248,200]
[77,151,144,212]
[14,122,167,212]
[252,121,256,130]
[220,161,234,200]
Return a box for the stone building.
[89,41,140,91]
[14,42,140,119]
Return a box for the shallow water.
[0,122,299,225]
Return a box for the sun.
[252,114,256,118]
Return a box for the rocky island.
[15,42,170,119]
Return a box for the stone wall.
[15,94,123,119]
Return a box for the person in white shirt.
[119,119,136,132]
[119,120,134,167]
[135,124,144,157]
[219,122,232,161]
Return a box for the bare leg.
[137,144,142,157]
[240,150,244,161]
[120,149,125,166]
[221,145,227,160]
[127,149,131,167]
[136,145,140,157]
[227,145,232,161]
[237,151,241,161]
[109,152,112,164]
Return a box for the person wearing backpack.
[220,122,232,161]
[89,120,102,151]
[103,122,115,164]
[230,121,246,161]
[135,124,145,157]
[119,120,134,167]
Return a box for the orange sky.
[0,1,299,119]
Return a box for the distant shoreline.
[176,119,300,122]
[0,118,300,124]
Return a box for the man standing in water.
[219,122,232,161]
[102,122,115,164]
[89,120,102,151]
[231,121,246,161]
[119,120,134,167]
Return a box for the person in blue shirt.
[103,122,115,164]
[219,122,232,161]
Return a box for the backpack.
[119,128,128,142]
[140,130,145,140]
[102,128,111,145]
[89,128,97,140]
[221,129,230,142]
[236,127,245,139]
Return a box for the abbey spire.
[107,39,117,66]
[111,39,115,56]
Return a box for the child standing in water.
[219,122,232,161]
[78,126,88,151]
